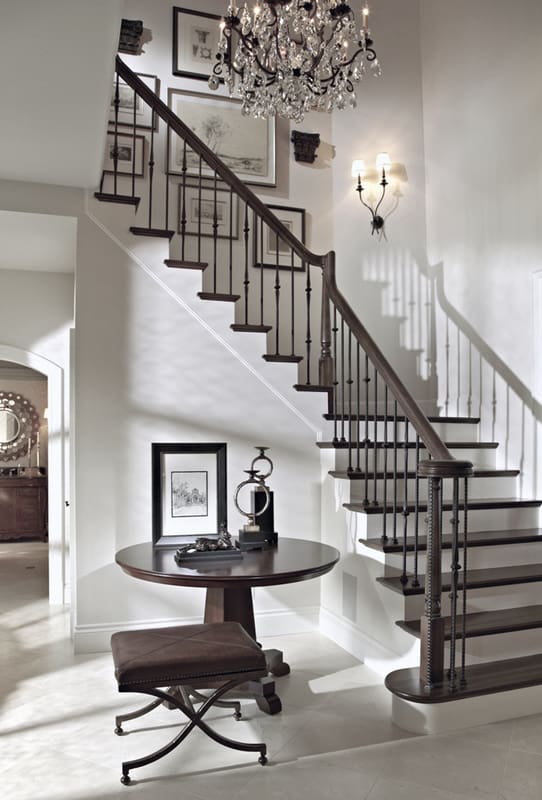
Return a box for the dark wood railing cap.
[418,459,474,479]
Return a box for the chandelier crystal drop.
[209,1,381,122]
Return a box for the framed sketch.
[168,89,276,187]
[178,183,239,239]
[254,205,306,270]
[104,131,145,176]
[152,443,227,546]
[172,7,227,81]
[109,73,159,130]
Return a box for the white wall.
[420,0,542,497]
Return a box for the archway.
[0,345,66,605]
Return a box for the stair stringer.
[85,191,327,438]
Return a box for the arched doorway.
[0,345,66,605]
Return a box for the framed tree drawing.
[167,89,276,187]
[172,7,228,82]
[152,443,227,546]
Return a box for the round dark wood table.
[115,538,340,714]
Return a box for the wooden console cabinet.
[0,477,48,541]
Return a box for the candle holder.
[250,446,277,546]
[234,468,270,551]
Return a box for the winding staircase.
[95,57,542,725]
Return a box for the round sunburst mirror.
[0,391,40,462]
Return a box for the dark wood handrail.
[116,57,470,474]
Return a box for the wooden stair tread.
[318,440,498,449]
[197,292,240,302]
[130,226,175,239]
[263,354,303,363]
[345,497,541,515]
[330,468,519,480]
[360,528,542,553]
[231,324,272,333]
[324,413,481,424]
[377,562,542,595]
[94,192,140,206]
[385,653,542,703]
[397,604,542,640]
[164,259,207,270]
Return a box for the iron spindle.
[179,141,188,261]
[355,342,361,472]
[460,476,469,687]
[448,477,461,691]
[274,231,281,355]
[363,353,369,506]
[243,203,250,319]
[290,250,295,358]
[340,317,345,441]
[400,419,409,585]
[228,185,234,295]
[373,366,378,505]
[259,217,264,326]
[164,128,170,232]
[131,93,137,198]
[392,400,398,545]
[112,75,120,196]
[212,171,218,292]
[346,331,353,471]
[196,158,202,263]
[382,385,388,542]
[332,307,339,443]
[305,264,312,384]
[147,110,156,230]
[420,476,445,688]
[413,434,421,586]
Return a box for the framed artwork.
[254,205,306,270]
[172,7,227,81]
[104,131,145,176]
[178,183,239,239]
[168,89,276,187]
[152,443,227,546]
[109,73,159,130]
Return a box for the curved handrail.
[116,57,469,473]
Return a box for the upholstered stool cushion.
[111,621,267,691]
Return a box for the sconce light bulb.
[351,159,366,179]
[376,152,392,171]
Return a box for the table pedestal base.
[204,586,290,715]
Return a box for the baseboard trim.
[319,606,419,677]
[73,605,320,653]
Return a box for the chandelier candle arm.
[210,1,381,122]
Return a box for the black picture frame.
[152,442,227,547]
[172,6,227,82]
[253,205,306,271]
[109,72,160,131]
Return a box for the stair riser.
[396,632,542,669]
[381,541,542,574]
[324,419,480,443]
[332,446,496,473]
[352,505,541,538]
[340,475,517,505]
[398,582,542,622]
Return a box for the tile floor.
[2,542,542,799]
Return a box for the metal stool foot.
[120,773,131,785]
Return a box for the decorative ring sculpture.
[234,469,270,531]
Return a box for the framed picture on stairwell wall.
[253,205,306,271]
[167,89,276,187]
[109,73,160,131]
[172,7,229,82]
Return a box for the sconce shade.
[376,152,392,170]
[352,159,366,178]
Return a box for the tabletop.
[115,537,340,590]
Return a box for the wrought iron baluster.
[363,353,370,506]
[332,306,339,444]
[347,330,353,473]
[147,110,156,229]
[373,366,378,505]
[111,74,120,196]
[212,171,218,292]
[382,385,389,542]
[400,419,409,585]
[420,475,445,688]
[164,127,170,232]
[228,185,234,295]
[196,157,202,263]
[460,476,469,687]
[305,263,312,384]
[274,234,281,355]
[339,317,345,441]
[259,217,264,326]
[290,249,295,358]
[243,202,250,311]
[448,477,461,691]
[413,434,421,587]
[178,141,188,261]
[392,400,398,545]
[355,342,361,472]
[131,90,137,199]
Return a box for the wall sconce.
[352,152,392,238]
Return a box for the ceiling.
[0,0,124,189]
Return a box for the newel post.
[417,459,473,689]
[319,258,334,386]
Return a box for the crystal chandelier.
[208,1,381,122]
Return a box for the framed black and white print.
[104,131,145,176]
[178,183,239,239]
[168,89,276,187]
[172,7,227,82]
[152,443,227,546]
[109,73,159,130]
[254,205,306,270]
